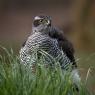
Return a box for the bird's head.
[32,15,51,33]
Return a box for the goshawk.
[20,15,80,89]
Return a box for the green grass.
[76,52,95,94]
[0,47,93,95]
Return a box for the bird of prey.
[19,15,80,89]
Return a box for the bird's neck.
[32,26,50,35]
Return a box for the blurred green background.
[0,0,95,93]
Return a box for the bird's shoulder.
[49,26,74,53]
[48,26,76,66]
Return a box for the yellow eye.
[39,19,49,24]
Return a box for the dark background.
[0,0,95,93]
[0,0,95,52]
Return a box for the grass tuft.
[0,47,93,95]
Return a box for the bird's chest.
[27,33,59,52]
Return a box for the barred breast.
[20,32,71,69]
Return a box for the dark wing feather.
[22,40,26,47]
[49,27,77,68]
